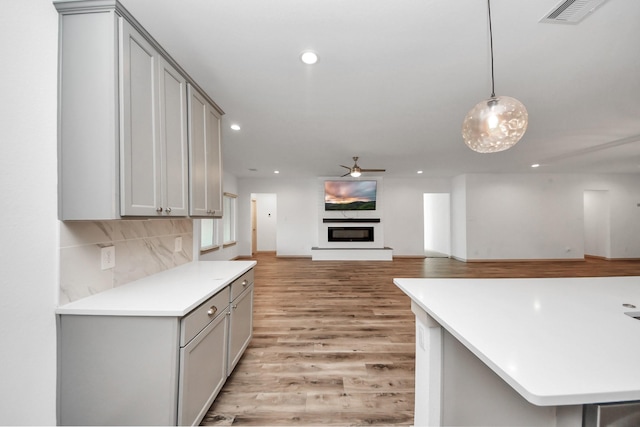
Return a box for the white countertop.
[57,260,256,317]
[394,276,640,406]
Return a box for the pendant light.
[462,0,528,153]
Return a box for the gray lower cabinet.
[228,281,254,375]
[177,288,230,426]
[58,315,183,426]
[58,269,254,426]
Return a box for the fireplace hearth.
[328,226,374,242]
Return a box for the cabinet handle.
[232,304,238,309]
[156,207,163,213]
[207,306,218,317]
[242,280,248,287]
[166,207,171,213]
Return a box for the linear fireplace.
[328,226,374,242]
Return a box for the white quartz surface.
[394,276,640,406]
[56,261,256,316]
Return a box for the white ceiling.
[120,0,640,179]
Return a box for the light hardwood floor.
[201,254,640,426]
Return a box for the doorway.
[250,193,277,255]
[423,193,451,257]
[583,190,610,258]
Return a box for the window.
[200,218,219,252]
[223,192,237,246]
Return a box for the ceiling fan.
[340,157,386,177]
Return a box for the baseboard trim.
[453,256,587,263]
[393,255,428,259]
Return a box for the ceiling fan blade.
[340,171,351,177]
[339,165,351,170]
[361,168,386,172]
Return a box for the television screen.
[324,180,377,211]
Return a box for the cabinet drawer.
[230,269,254,302]
[180,287,229,346]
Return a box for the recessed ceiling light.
[230,124,241,131]
[417,170,423,174]
[274,170,280,174]
[531,163,540,168]
[300,50,319,65]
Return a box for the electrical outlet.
[174,236,183,252]
[101,246,115,270]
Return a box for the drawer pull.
[242,280,248,287]
[232,304,238,309]
[207,306,218,317]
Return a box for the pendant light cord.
[488,0,496,98]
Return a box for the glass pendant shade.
[462,95,528,153]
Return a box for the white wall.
[236,176,452,257]
[452,173,640,261]
[450,175,468,260]
[384,178,451,256]
[582,174,640,259]
[237,173,640,260]
[0,0,59,424]
[462,174,586,260]
[238,177,318,257]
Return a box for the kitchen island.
[394,276,640,426]
[57,260,256,426]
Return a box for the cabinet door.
[119,18,162,216]
[178,311,229,426]
[228,284,254,375]
[188,85,223,217]
[159,58,188,216]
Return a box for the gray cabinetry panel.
[188,85,223,217]
[58,315,180,426]
[56,266,255,426]
[178,309,229,426]
[228,284,254,375]
[57,10,120,220]
[55,0,217,220]
[180,286,229,346]
[160,58,189,216]
[119,18,161,215]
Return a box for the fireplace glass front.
[328,227,374,242]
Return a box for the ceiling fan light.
[350,167,362,177]
[462,95,528,153]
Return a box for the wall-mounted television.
[324,180,377,211]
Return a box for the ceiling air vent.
[540,0,610,24]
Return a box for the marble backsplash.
[59,219,193,305]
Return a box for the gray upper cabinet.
[120,20,188,217]
[188,85,223,217]
[55,0,222,220]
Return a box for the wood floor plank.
[202,254,640,426]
